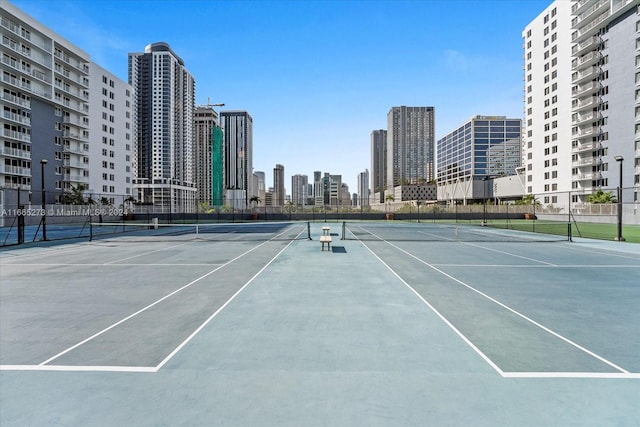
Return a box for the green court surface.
[1,222,638,426]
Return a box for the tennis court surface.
[1,221,639,425]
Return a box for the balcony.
[55,68,89,89]
[572,81,599,97]
[576,172,602,181]
[2,92,30,108]
[572,12,608,44]
[572,0,597,15]
[572,141,602,153]
[572,65,599,84]
[571,51,601,70]
[572,110,601,126]
[572,126,598,139]
[2,147,32,160]
[2,110,31,126]
[0,164,30,176]
[575,157,602,166]
[2,129,30,143]
[63,173,89,184]
[54,82,89,101]
[572,35,601,56]
[62,159,88,169]
[62,144,89,155]
[572,0,609,31]
[53,50,90,76]
[573,95,600,112]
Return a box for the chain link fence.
[1,187,638,246]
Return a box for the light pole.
[40,159,48,240]
[614,156,624,241]
[482,176,488,226]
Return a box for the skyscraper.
[370,129,387,203]
[194,105,223,207]
[357,169,370,207]
[129,42,196,213]
[386,106,435,191]
[291,174,308,206]
[220,111,253,209]
[273,164,285,207]
[522,1,573,205]
[523,0,638,207]
[1,3,132,225]
[88,63,134,204]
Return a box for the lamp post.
[40,159,48,241]
[482,176,488,226]
[614,155,624,241]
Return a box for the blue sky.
[10,0,550,191]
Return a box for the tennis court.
[1,221,638,426]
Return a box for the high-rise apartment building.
[88,63,133,203]
[523,0,639,208]
[1,3,131,225]
[220,110,253,208]
[291,174,308,206]
[523,1,573,207]
[317,172,342,207]
[129,42,196,213]
[1,2,90,211]
[437,116,522,203]
[370,129,387,202]
[312,170,322,206]
[254,170,266,206]
[357,169,370,207]
[569,0,638,204]
[273,163,285,207]
[386,106,435,191]
[194,105,223,207]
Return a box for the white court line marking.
[0,364,157,373]
[0,263,224,267]
[347,227,631,375]
[385,239,630,374]
[558,242,640,260]
[37,238,281,366]
[103,241,191,264]
[502,372,640,379]
[0,241,94,261]
[154,227,306,370]
[428,264,640,269]
[356,238,505,376]
[463,242,557,266]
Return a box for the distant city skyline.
[8,0,552,192]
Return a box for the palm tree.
[249,195,261,219]
[249,195,261,209]
[588,190,615,204]
[385,194,395,219]
[385,194,395,212]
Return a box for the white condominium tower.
[523,0,639,208]
[1,2,132,221]
[1,2,90,210]
[129,42,196,213]
[88,63,133,204]
[386,106,435,191]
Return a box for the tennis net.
[341,221,571,243]
[89,221,311,242]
